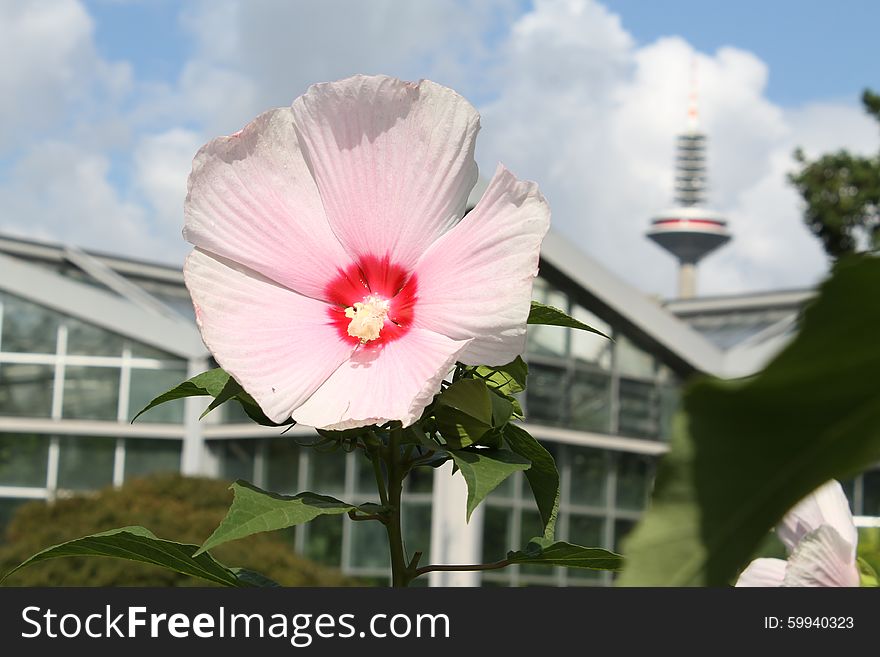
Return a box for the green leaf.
[434,379,495,448]
[507,538,622,570]
[0,526,266,587]
[229,568,282,587]
[474,356,529,395]
[197,481,355,555]
[504,423,560,539]
[858,557,879,588]
[131,367,291,427]
[619,255,880,586]
[528,301,610,339]
[448,448,530,521]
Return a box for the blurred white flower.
[736,480,860,587]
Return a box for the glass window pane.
[265,438,300,493]
[616,335,655,379]
[349,520,390,569]
[0,363,54,418]
[0,434,49,487]
[217,440,256,483]
[526,363,566,426]
[570,367,611,433]
[406,464,433,495]
[0,293,60,353]
[62,366,119,421]
[403,503,432,562]
[0,498,33,542]
[519,508,546,576]
[570,306,611,368]
[618,378,660,440]
[567,514,604,582]
[65,317,125,356]
[124,439,181,479]
[221,399,253,424]
[863,469,880,517]
[128,367,187,423]
[307,447,346,494]
[57,436,115,491]
[305,515,343,566]
[129,342,179,360]
[658,382,680,441]
[482,506,512,562]
[614,519,637,553]
[616,453,653,511]
[526,280,568,357]
[355,453,379,496]
[569,447,607,507]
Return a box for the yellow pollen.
[344,295,390,343]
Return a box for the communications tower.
[646,68,731,298]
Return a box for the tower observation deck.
[646,76,731,298]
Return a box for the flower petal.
[734,558,787,587]
[292,328,471,430]
[783,525,860,587]
[777,480,857,557]
[410,164,550,365]
[184,107,354,301]
[184,249,356,423]
[291,75,479,269]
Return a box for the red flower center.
[324,254,418,347]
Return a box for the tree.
[789,89,880,258]
[0,474,356,586]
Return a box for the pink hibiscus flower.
[736,480,860,587]
[182,75,550,430]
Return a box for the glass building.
[1,230,877,585]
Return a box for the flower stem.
[368,442,388,507]
[384,423,409,587]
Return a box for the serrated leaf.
[619,255,880,586]
[504,423,559,539]
[132,367,292,427]
[528,301,610,339]
[474,356,529,395]
[0,526,266,587]
[449,448,530,521]
[508,538,622,570]
[196,481,355,555]
[435,379,514,448]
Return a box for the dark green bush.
[0,474,357,587]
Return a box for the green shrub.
[0,473,358,587]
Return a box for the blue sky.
[84,0,880,107]
[2,0,878,297]
[604,0,880,106]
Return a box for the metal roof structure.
[0,229,807,379]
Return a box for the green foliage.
[2,526,264,587]
[858,527,880,580]
[132,368,291,427]
[789,88,880,257]
[448,448,530,521]
[507,538,622,570]
[434,378,512,448]
[528,301,610,338]
[503,423,559,538]
[0,474,354,587]
[619,255,880,586]
[197,481,356,555]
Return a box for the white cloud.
[0,0,132,153]
[3,0,876,296]
[132,128,204,235]
[477,0,877,297]
[0,141,175,261]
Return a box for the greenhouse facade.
[1,229,877,586]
